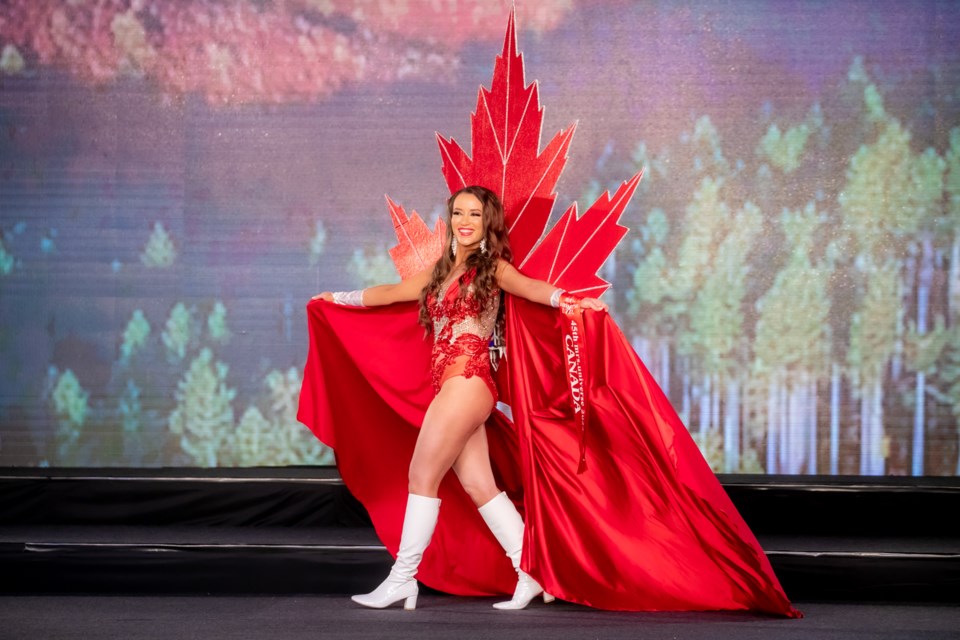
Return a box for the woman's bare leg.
[452,425,501,506]
[408,375,494,498]
[353,376,493,609]
[450,408,552,609]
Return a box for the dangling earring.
[451,237,457,258]
[480,237,488,254]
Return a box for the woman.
[303,185,800,618]
[314,185,606,610]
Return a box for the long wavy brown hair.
[418,185,512,331]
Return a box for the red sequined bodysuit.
[428,268,499,402]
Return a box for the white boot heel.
[352,494,440,610]
[543,592,555,603]
[351,573,419,609]
[492,569,546,610]
[478,492,551,611]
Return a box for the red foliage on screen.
[0,0,574,105]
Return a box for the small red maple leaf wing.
[520,171,644,298]
[385,196,446,280]
[436,9,576,265]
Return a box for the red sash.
[559,294,589,473]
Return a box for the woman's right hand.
[312,292,334,302]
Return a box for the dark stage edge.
[0,469,958,603]
[4,598,960,640]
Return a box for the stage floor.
[2,595,959,640]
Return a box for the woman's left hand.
[578,297,608,312]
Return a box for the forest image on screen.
[1,0,959,475]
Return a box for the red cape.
[298,297,800,617]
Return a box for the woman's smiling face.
[451,191,484,253]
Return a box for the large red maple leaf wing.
[520,172,644,298]
[385,196,446,280]
[436,9,575,265]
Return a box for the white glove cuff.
[332,289,365,307]
[549,288,563,309]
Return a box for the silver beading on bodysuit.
[432,284,498,344]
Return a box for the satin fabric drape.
[502,297,799,616]
[297,297,800,617]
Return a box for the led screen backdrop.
[1,1,959,474]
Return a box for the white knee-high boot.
[478,492,554,610]
[352,493,441,610]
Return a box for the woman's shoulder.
[494,258,516,278]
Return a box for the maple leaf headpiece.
[387,9,643,298]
